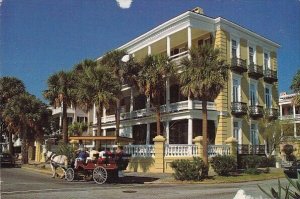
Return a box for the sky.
[1,0,299,101]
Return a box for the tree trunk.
[202,100,208,176]
[21,124,28,164]
[62,100,68,144]
[115,99,120,138]
[156,105,161,136]
[96,103,102,150]
[9,131,14,155]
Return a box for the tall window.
[264,52,270,69]
[250,83,257,106]
[250,124,259,145]
[232,78,240,102]
[233,121,242,144]
[231,39,237,58]
[265,87,271,108]
[249,47,254,64]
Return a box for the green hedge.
[170,157,207,181]
[211,155,237,176]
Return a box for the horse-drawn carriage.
[65,153,131,184]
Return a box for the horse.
[44,150,68,179]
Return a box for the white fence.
[124,145,155,157]
[165,144,198,157]
[124,144,231,158]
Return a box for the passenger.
[89,147,99,161]
[98,147,106,158]
[74,148,89,167]
[115,146,125,178]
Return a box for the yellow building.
[72,8,280,170]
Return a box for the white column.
[188,96,193,109]
[59,115,62,128]
[188,119,193,145]
[167,36,171,57]
[103,129,107,136]
[103,107,106,123]
[166,77,170,112]
[279,105,283,118]
[187,27,192,49]
[146,123,150,144]
[130,88,134,112]
[294,123,297,137]
[148,45,151,55]
[165,121,170,144]
[146,96,150,110]
[293,104,296,119]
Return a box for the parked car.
[284,160,300,179]
[0,152,15,167]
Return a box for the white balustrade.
[208,145,230,157]
[124,145,155,157]
[165,144,198,157]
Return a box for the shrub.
[211,155,237,176]
[260,156,276,168]
[245,168,261,175]
[56,142,77,162]
[170,157,207,181]
[241,155,263,169]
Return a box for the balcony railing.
[264,69,278,83]
[280,114,300,121]
[238,144,265,155]
[231,102,248,116]
[248,63,264,79]
[230,57,247,74]
[265,108,278,120]
[102,100,216,123]
[248,105,264,118]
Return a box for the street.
[0,168,288,199]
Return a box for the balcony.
[231,102,248,116]
[230,58,247,74]
[265,108,279,120]
[248,63,264,79]
[249,105,264,119]
[264,69,278,83]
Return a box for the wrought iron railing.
[231,57,247,73]
[238,144,265,155]
[231,102,248,115]
[248,105,264,118]
[248,63,263,79]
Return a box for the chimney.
[191,7,204,15]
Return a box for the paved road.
[0,167,288,199]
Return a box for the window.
[264,52,270,70]
[250,124,259,145]
[249,47,254,64]
[198,38,211,47]
[250,83,257,106]
[265,87,271,108]
[233,121,242,144]
[231,39,237,58]
[232,78,240,102]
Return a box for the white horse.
[44,150,68,178]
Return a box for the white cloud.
[0,0,3,7]
[116,0,133,9]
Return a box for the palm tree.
[0,77,26,154]
[179,45,228,175]
[137,54,175,136]
[43,71,76,144]
[100,50,127,138]
[76,64,120,148]
[3,93,50,163]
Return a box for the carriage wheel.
[93,166,108,184]
[65,168,75,182]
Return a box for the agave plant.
[258,175,300,199]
